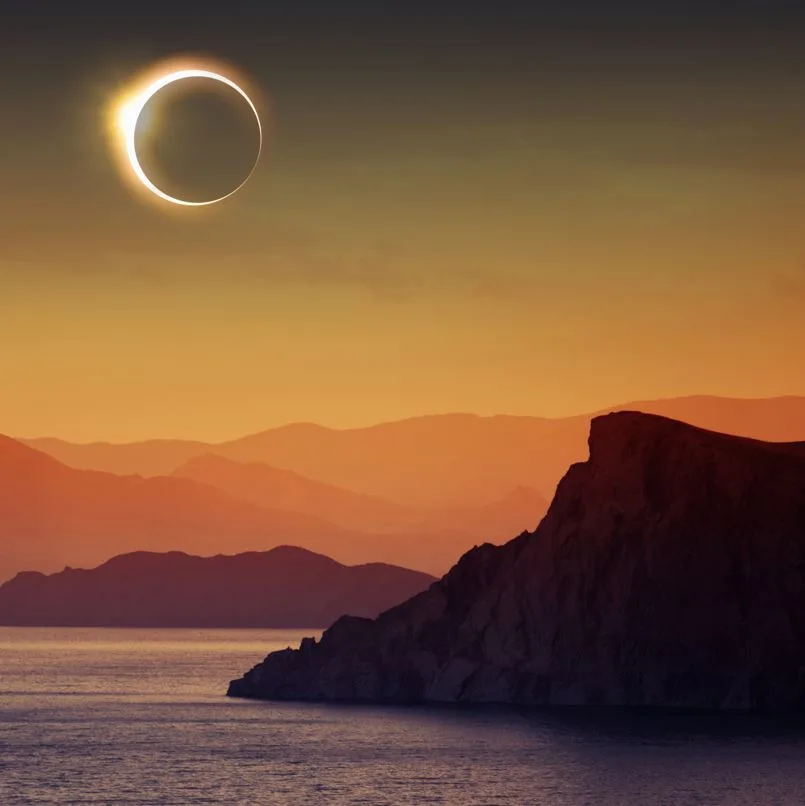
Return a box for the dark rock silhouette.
[0,546,435,627]
[228,412,805,710]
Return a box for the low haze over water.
[3,628,805,805]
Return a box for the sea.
[3,628,805,805]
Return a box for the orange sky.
[2,8,804,441]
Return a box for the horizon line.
[11,392,805,447]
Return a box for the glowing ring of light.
[118,68,262,207]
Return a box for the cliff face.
[228,412,805,709]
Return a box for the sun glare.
[107,57,264,209]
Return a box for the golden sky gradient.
[2,6,804,441]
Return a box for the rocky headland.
[228,412,805,709]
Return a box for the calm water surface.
[3,628,805,804]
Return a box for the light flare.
[108,58,264,208]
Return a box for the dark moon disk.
[134,77,261,205]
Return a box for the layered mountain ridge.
[228,412,805,710]
[0,436,490,581]
[1,424,554,581]
[23,396,805,508]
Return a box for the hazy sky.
[2,2,805,441]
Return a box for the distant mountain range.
[229,413,805,710]
[0,546,435,628]
[4,395,804,584]
[0,435,537,582]
[22,395,805,508]
[0,434,347,582]
[173,453,548,540]
[172,453,417,534]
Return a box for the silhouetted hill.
[22,396,805,509]
[228,413,805,710]
[0,546,435,627]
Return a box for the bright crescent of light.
[118,68,262,207]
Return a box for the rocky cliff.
[228,412,805,709]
